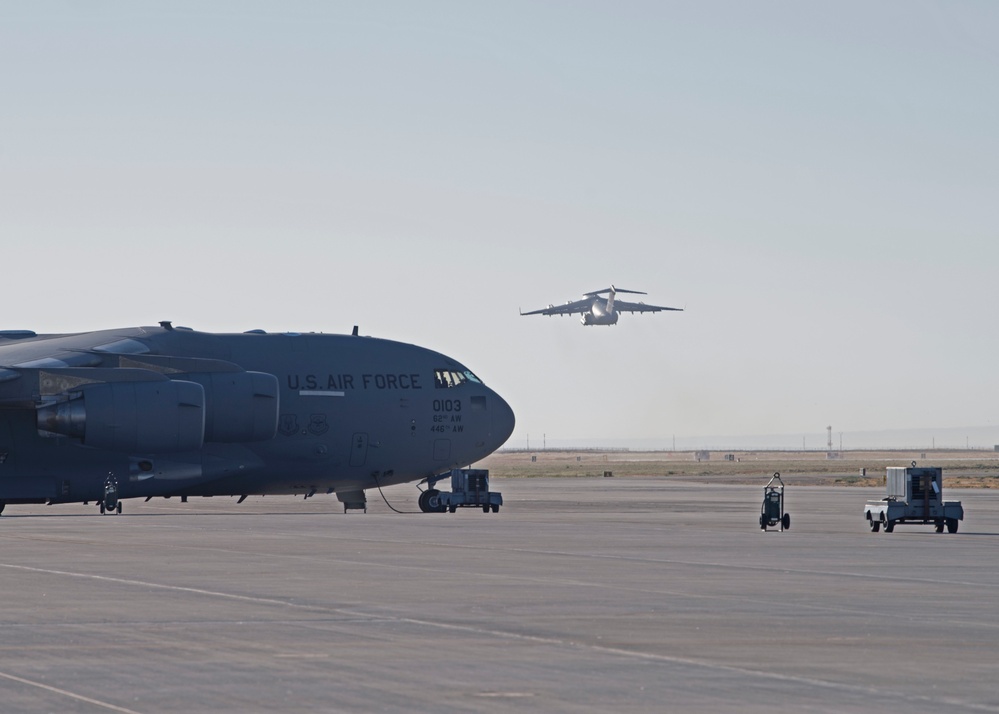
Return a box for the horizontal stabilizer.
[583,286,647,297]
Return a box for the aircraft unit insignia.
[308,414,329,436]
[279,413,300,436]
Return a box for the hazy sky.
[2,1,997,448]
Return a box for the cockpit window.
[434,368,482,388]
[435,369,463,388]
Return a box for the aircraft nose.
[489,389,516,448]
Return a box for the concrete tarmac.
[2,477,998,713]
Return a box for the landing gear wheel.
[491,504,499,513]
[419,489,446,513]
[117,502,122,514]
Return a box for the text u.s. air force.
[286,373,422,390]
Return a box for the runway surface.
[2,477,998,713]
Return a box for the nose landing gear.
[418,489,447,513]
[418,469,502,514]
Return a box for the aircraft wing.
[520,298,593,317]
[612,300,683,314]
[0,326,280,451]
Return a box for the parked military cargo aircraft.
[0,323,515,515]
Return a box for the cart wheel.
[100,502,105,515]
[884,519,895,533]
[781,513,790,531]
[448,505,456,514]
[117,502,122,514]
[482,505,489,513]
[869,520,880,533]
[935,522,944,533]
[491,504,499,513]
[946,518,959,534]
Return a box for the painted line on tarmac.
[3,562,998,713]
[0,670,144,714]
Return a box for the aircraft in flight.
[520,286,682,326]
[0,322,514,515]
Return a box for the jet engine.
[36,380,206,453]
[180,371,279,442]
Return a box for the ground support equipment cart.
[760,472,790,531]
[864,465,963,533]
[419,468,502,513]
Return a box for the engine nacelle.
[37,380,205,453]
[181,371,279,442]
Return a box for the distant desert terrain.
[478,448,999,487]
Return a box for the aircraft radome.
[520,285,682,326]
[0,323,515,515]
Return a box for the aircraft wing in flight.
[519,299,593,317]
[612,300,683,314]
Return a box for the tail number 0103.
[433,399,461,413]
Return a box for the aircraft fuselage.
[0,326,515,510]
[581,299,619,326]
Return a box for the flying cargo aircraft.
[0,323,515,515]
[520,286,682,326]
